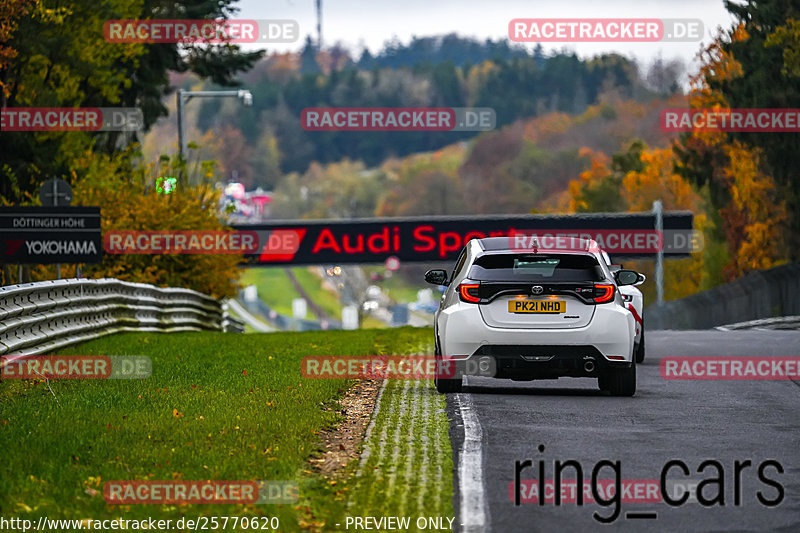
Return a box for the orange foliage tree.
[674,25,789,280]
[566,140,708,300]
[567,147,618,213]
[0,0,38,101]
[28,149,242,299]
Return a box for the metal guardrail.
[644,262,800,330]
[0,278,243,356]
[220,302,246,334]
[227,298,275,332]
[716,315,800,331]
[239,294,325,331]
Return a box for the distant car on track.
[601,251,646,363]
[425,237,644,396]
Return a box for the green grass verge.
[360,316,388,330]
[344,379,453,528]
[240,268,299,316]
[365,268,424,304]
[0,327,444,531]
[293,336,455,532]
[240,267,342,322]
[291,268,343,320]
[242,266,389,329]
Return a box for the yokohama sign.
[0,206,102,264]
[235,212,694,266]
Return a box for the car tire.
[604,361,636,397]
[434,339,462,394]
[634,325,645,363]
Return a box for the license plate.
[508,300,566,313]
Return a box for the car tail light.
[458,283,481,303]
[593,284,615,303]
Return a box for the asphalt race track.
[447,330,800,533]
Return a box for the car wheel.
[434,339,462,394]
[605,361,636,397]
[634,325,645,363]
[608,361,636,396]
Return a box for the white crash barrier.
[0,278,243,356]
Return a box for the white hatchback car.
[425,237,643,396]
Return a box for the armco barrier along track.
[644,262,800,330]
[0,278,243,357]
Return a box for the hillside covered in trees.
[3,0,797,300]
[144,35,683,189]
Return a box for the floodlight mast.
[176,89,253,181]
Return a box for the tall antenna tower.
[316,0,322,50]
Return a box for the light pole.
[653,199,664,306]
[176,89,253,179]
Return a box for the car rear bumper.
[457,345,632,379]
[438,301,635,368]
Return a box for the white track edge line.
[455,391,489,532]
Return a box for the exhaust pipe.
[479,357,491,373]
[583,359,596,373]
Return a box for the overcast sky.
[236,0,736,69]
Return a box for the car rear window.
[467,253,605,281]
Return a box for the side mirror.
[424,269,449,286]
[634,273,646,286]
[615,269,641,286]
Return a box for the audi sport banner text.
[235,212,694,266]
